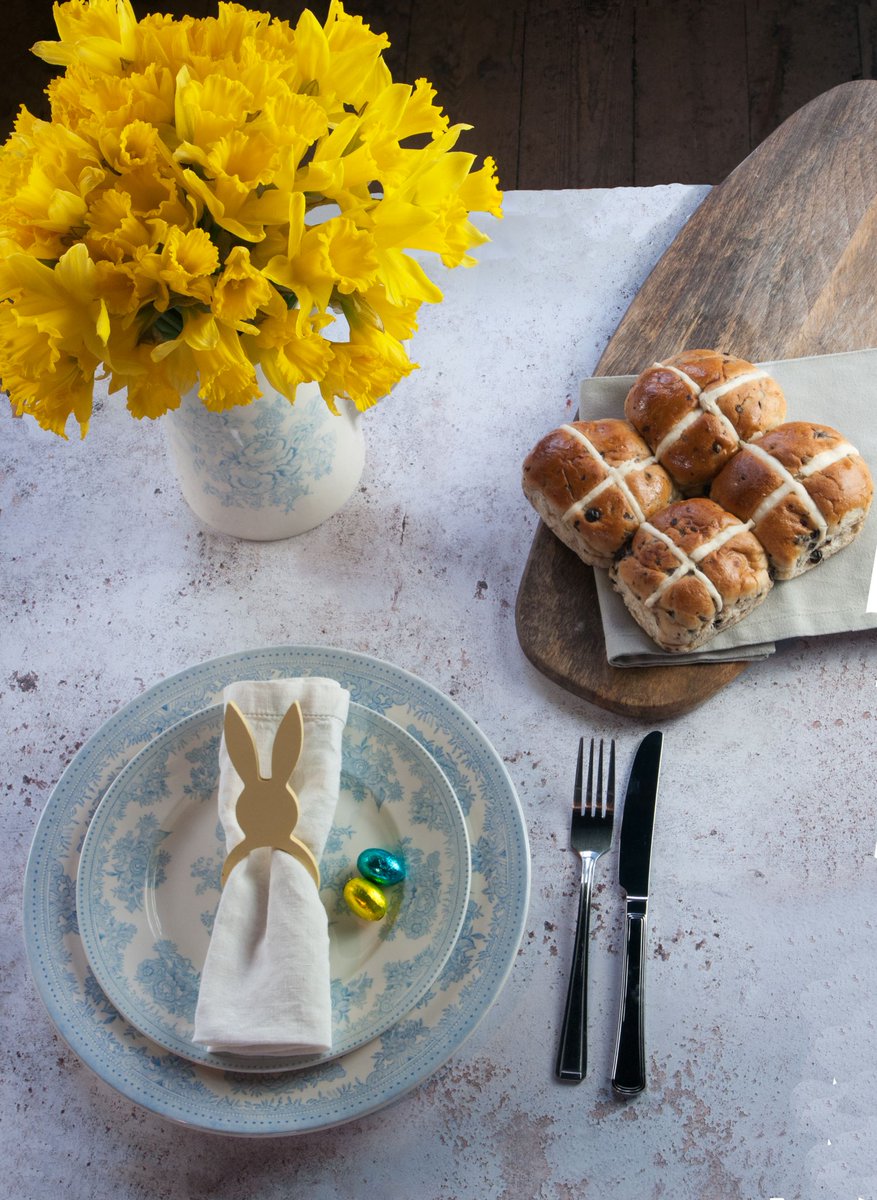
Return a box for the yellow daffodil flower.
[247,306,334,403]
[264,210,380,327]
[33,0,138,74]
[0,243,110,435]
[138,226,219,309]
[191,319,261,411]
[4,0,503,435]
[212,245,281,328]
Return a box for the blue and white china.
[163,374,365,539]
[76,702,471,1072]
[23,647,530,1135]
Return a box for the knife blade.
[610,729,663,1097]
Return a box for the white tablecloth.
[4,187,876,1200]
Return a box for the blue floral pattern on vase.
[163,377,366,539]
[176,389,335,513]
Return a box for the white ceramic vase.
[163,373,365,539]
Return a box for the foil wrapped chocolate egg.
[343,876,387,921]
[357,848,406,887]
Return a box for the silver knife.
[611,730,663,1097]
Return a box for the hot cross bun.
[522,418,676,568]
[710,421,873,579]
[609,497,772,651]
[624,350,786,493]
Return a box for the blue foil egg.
[357,847,407,887]
[343,876,387,921]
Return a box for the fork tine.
[606,739,616,815]
[573,737,584,814]
[584,738,595,814]
[595,739,604,817]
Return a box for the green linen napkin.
[579,348,877,667]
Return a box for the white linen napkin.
[579,348,877,666]
[192,677,350,1055]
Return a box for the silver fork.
[555,737,616,1082]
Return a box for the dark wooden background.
[6,1,876,187]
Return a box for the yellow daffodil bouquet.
[0,0,502,438]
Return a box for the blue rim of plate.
[23,646,530,1135]
[75,701,471,1071]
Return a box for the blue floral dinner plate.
[76,702,471,1072]
[23,647,530,1135]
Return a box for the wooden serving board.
[515,81,877,721]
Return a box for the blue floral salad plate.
[23,646,530,1135]
[75,702,471,1073]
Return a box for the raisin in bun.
[609,498,772,652]
[522,419,677,568]
[624,350,786,494]
[710,421,873,580]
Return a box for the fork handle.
[611,898,648,1096]
[555,855,597,1082]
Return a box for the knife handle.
[611,899,648,1096]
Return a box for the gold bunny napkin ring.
[219,699,321,889]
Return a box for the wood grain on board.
[515,80,877,719]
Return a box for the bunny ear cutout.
[224,700,263,782]
[271,700,304,783]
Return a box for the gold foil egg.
[343,876,387,921]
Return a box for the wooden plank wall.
[4,0,874,188]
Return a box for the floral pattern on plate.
[76,703,471,1072]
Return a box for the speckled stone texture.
[3,187,877,1199]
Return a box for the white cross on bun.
[609,498,773,651]
[710,421,874,579]
[522,418,677,568]
[624,350,787,494]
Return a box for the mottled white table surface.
[4,187,876,1200]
